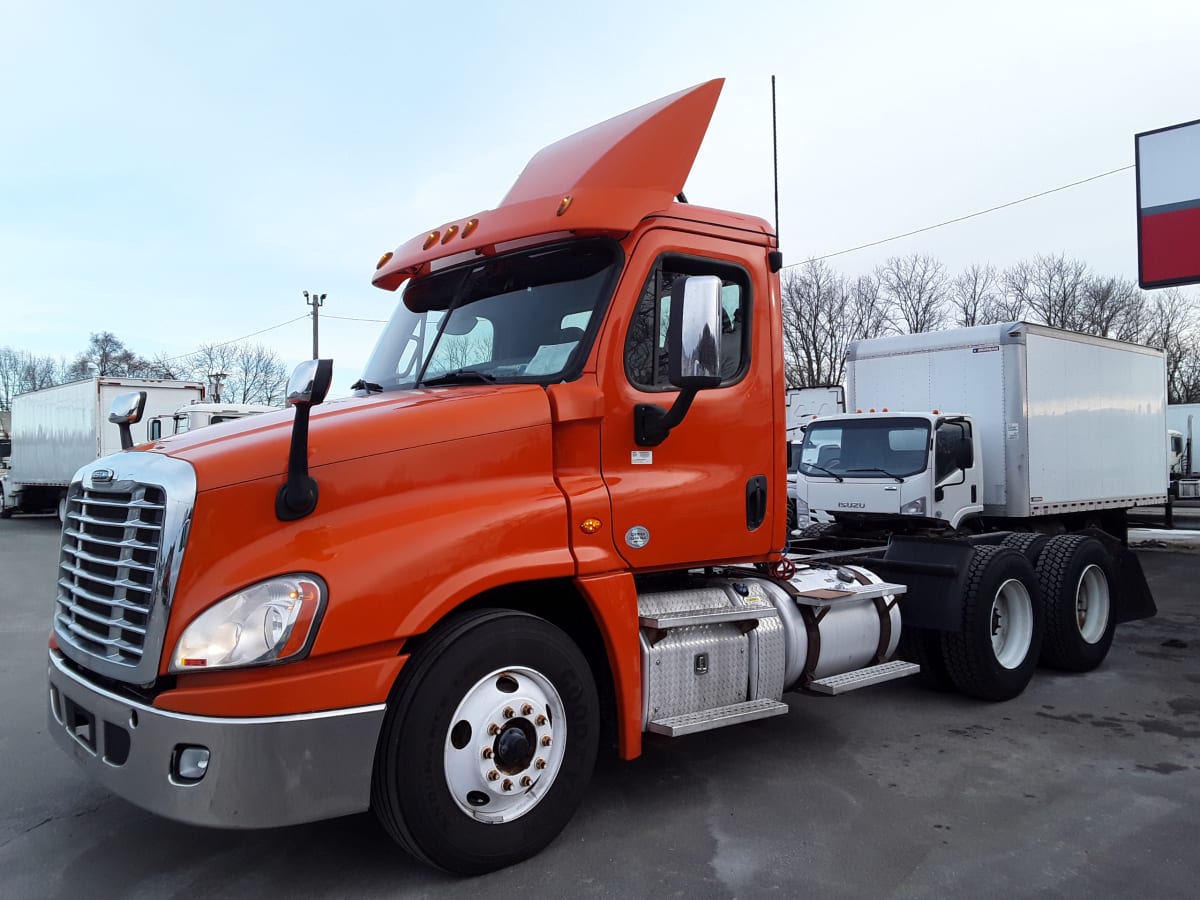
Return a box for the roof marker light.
[423,231,440,250]
[375,251,393,270]
[556,195,574,216]
[440,225,460,244]
[462,218,480,239]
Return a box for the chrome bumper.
[47,650,386,828]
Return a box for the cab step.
[647,698,789,736]
[807,660,920,696]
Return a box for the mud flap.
[862,536,976,633]
[1080,528,1157,624]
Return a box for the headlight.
[900,497,927,516]
[170,574,326,672]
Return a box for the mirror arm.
[276,405,319,520]
[634,387,700,447]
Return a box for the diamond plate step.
[647,698,788,736]
[807,660,920,695]
[789,581,907,607]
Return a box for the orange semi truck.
[46,80,1155,874]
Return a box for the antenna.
[769,76,784,273]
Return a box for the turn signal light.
[580,518,603,535]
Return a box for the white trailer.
[1,377,204,518]
[147,401,277,440]
[785,385,845,440]
[798,322,1167,536]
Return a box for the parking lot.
[2,513,1198,899]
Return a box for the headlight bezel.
[169,573,328,674]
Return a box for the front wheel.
[372,609,599,874]
[941,545,1042,701]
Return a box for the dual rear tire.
[905,533,1117,701]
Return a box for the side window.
[935,420,972,482]
[624,256,750,391]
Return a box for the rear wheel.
[1035,534,1115,671]
[941,545,1042,701]
[372,609,599,875]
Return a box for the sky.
[2,0,1198,397]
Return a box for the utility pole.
[208,372,228,403]
[303,291,327,359]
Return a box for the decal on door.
[631,451,653,465]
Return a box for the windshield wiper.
[418,368,499,387]
[350,379,383,394]
[847,467,905,482]
[800,462,843,482]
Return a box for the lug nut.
[536,714,547,726]
[502,779,513,792]
[521,704,533,716]
[541,736,552,747]
[487,723,500,735]
[487,770,499,781]
[482,748,493,759]
[520,776,533,787]
[536,758,546,769]
[503,707,514,719]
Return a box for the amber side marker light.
[580,518,603,535]
[376,251,393,270]
[556,195,573,216]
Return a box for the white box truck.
[1,377,204,519]
[795,322,1167,538]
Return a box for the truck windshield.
[799,417,930,479]
[360,238,621,392]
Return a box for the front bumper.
[47,650,386,828]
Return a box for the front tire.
[941,545,1042,701]
[1035,535,1115,672]
[372,609,599,875]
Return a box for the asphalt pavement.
[1,514,1198,899]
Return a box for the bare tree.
[878,253,948,334]
[67,332,145,378]
[1005,254,1089,330]
[1078,275,1143,340]
[950,263,1000,327]
[186,342,287,406]
[781,260,852,387]
[0,347,64,409]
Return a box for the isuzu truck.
[45,80,1156,875]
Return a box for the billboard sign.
[1136,118,1200,289]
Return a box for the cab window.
[624,255,750,391]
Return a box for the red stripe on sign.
[1140,204,1200,287]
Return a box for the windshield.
[799,417,931,479]
[361,238,621,392]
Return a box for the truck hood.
[148,385,553,492]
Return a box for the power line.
[794,164,1135,267]
[158,314,310,363]
[324,314,388,323]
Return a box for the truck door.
[598,238,778,570]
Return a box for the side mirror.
[668,275,724,390]
[635,275,724,446]
[277,359,334,521]
[285,359,334,407]
[109,391,148,450]
[955,437,974,470]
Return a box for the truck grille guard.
[54,454,196,687]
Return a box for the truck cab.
[797,411,982,530]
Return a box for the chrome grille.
[56,484,166,670]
